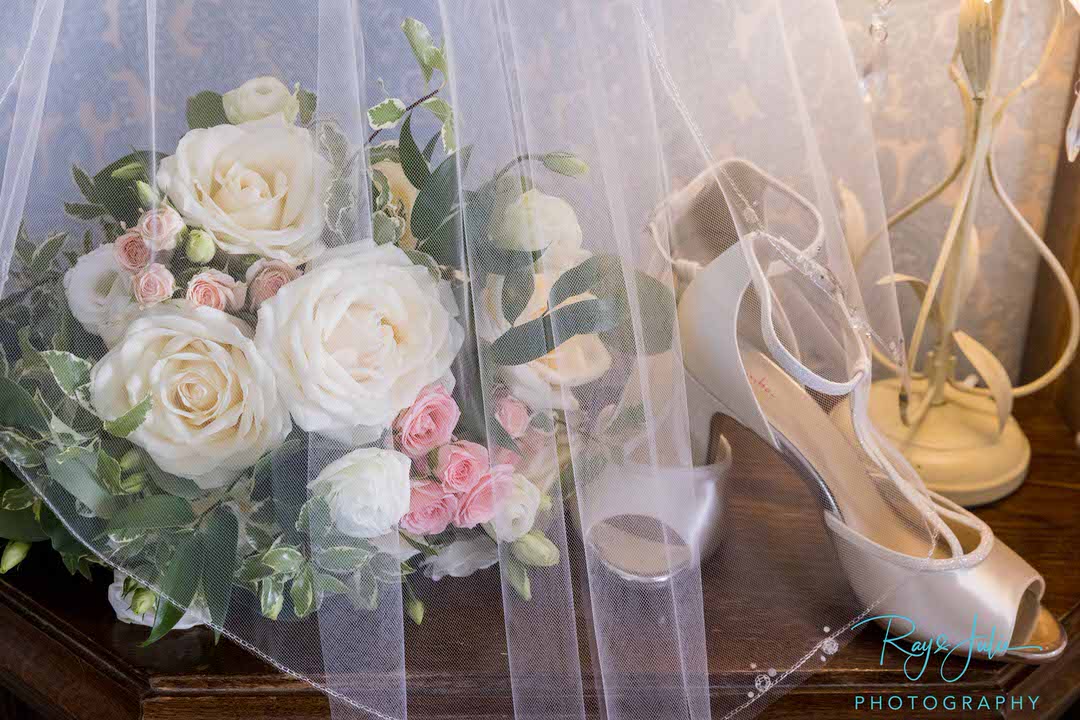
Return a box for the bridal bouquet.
[0,18,673,641]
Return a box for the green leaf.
[186,91,229,130]
[142,534,203,645]
[148,470,203,500]
[259,575,285,620]
[103,394,152,438]
[347,566,379,611]
[420,97,455,152]
[0,431,44,467]
[297,88,317,126]
[236,555,274,583]
[316,545,374,573]
[367,98,407,131]
[202,506,238,628]
[313,572,349,595]
[489,298,619,366]
[64,202,107,220]
[401,18,441,84]
[30,233,67,272]
[96,450,122,494]
[0,506,46,542]
[106,495,194,533]
[72,166,98,202]
[422,131,441,162]
[600,271,677,356]
[0,377,50,434]
[261,546,304,576]
[295,495,331,541]
[0,485,35,511]
[290,564,315,618]
[412,146,471,243]
[45,447,115,518]
[502,268,535,325]
[398,114,430,190]
[39,351,92,401]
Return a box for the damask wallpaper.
[840,0,1080,379]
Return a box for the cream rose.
[478,267,612,411]
[157,117,329,265]
[308,447,412,539]
[222,77,300,125]
[255,243,464,441]
[90,303,292,489]
[498,189,583,256]
[63,245,140,347]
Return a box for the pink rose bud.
[495,395,531,439]
[400,481,459,536]
[454,464,513,529]
[394,384,461,458]
[186,268,246,312]
[113,231,152,273]
[133,263,175,307]
[136,206,185,251]
[245,258,302,309]
[435,440,490,494]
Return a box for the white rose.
[492,471,541,542]
[309,447,412,539]
[498,189,583,256]
[157,117,329,265]
[63,245,140,347]
[372,156,419,248]
[255,243,464,441]
[90,303,292,489]
[222,76,300,125]
[107,571,205,629]
[478,266,612,412]
[422,536,500,581]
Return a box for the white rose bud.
[541,152,589,177]
[184,228,217,264]
[498,189,582,253]
[129,587,157,615]
[0,541,30,573]
[308,448,412,539]
[510,531,560,568]
[222,76,300,125]
[492,472,541,542]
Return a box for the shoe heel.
[684,369,735,468]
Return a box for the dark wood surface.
[0,394,1077,720]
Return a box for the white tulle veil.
[0,1,922,719]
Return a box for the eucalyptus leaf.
[489,298,619,366]
[186,91,229,130]
[398,114,430,190]
[142,534,203,645]
[202,506,239,628]
[30,234,67,273]
[72,166,98,203]
[105,495,195,533]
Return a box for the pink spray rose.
[136,206,185,251]
[495,395,531,439]
[454,464,514,529]
[133,263,175,307]
[400,481,459,536]
[113,231,152,273]
[394,384,461,458]
[246,259,302,309]
[435,440,490,494]
[186,268,246,311]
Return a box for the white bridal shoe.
[657,159,1066,663]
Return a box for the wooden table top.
[0,394,1077,720]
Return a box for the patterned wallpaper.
[839,0,1080,379]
